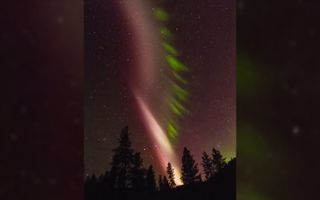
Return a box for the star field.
[85,0,235,176]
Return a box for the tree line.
[85,126,235,200]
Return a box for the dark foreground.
[85,159,235,200]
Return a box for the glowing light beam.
[135,93,183,185]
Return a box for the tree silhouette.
[158,175,164,191]
[130,152,145,190]
[85,126,236,200]
[181,147,200,184]
[109,126,135,189]
[212,148,226,173]
[146,165,156,194]
[162,176,170,190]
[201,151,214,180]
[166,162,176,188]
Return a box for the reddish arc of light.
[119,0,182,185]
[135,93,182,185]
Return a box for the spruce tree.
[181,147,200,184]
[109,126,135,189]
[158,175,164,191]
[201,151,214,180]
[146,165,156,194]
[162,176,170,190]
[166,162,176,188]
[130,152,145,190]
[158,175,170,191]
[212,148,226,173]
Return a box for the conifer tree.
[130,152,145,190]
[109,126,135,189]
[158,175,164,191]
[146,165,156,194]
[166,162,176,188]
[181,147,200,184]
[162,176,170,190]
[202,151,214,180]
[212,148,226,173]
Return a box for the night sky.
[85,0,235,177]
[3,0,320,199]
